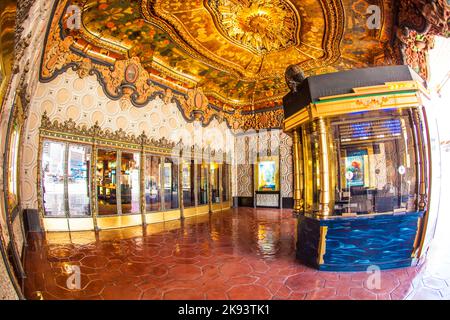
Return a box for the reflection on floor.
[23,208,450,300]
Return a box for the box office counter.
[283,66,441,271]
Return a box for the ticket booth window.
[330,109,418,215]
[8,125,20,207]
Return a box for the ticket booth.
[283,66,441,271]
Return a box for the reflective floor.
[23,205,450,300]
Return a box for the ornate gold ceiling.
[140,0,346,107]
[40,0,396,129]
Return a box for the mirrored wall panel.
[197,162,208,205]
[67,144,91,217]
[211,162,220,204]
[164,158,179,209]
[40,135,232,228]
[145,155,161,212]
[330,110,418,215]
[96,149,118,215]
[121,152,140,214]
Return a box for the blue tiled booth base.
[296,211,423,271]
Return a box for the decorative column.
[179,146,184,219]
[91,138,99,231]
[193,146,199,208]
[292,129,304,213]
[316,118,331,217]
[412,108,427,211]
[208,147,212,213]
[140,135,146,226]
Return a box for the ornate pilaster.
[316,118,331,217]
[139,133,146,225]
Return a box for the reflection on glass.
[68,144,91,216]
[197,162,208,205]
[145,155,161,212]
[42,141,66,216]
[96,149,117,215]
[210,162,220,203]
[182,159,195,207]
[303,124,319,212]
[164,158,179,209]
[329,109,418,215]
[222,163,229,202]
[121,152,140,214]
[8,125,20,207]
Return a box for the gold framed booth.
[283,66,440,271]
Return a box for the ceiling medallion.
[206,0,300,54]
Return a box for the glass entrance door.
[67,144,91,216]
[41,140,92,227]
[42,140,66,217]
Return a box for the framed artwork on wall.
[255,156,280,192]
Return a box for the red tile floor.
[23,206,450,300]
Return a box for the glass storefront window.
[41,139,233,219]
[164,158,179,209]
[145,155,161,212]
[197,162,208,205]
[68,144,91,216]
[210,162,220,203]
[326,109,418,215]
[42,141,66,216]
[182,159,195,207]
[121,152,140,214]
[96,149,118,215]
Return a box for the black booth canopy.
[282,65,425,119]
